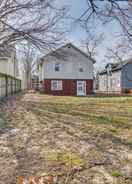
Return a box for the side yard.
[0,93,132,184]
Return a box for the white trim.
[54,63,61,72]
[78,63,84,72]
[51,80,62,91]
[77,80,86,96]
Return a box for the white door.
[77,81,86,96]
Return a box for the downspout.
[106,72,109,96]
[120,61,123,93]
[14,55,16,78]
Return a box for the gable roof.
[39,43,96,64]
[99,58,132,75]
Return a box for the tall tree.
[105,39,132,63]
[82,32,104,59]
[20,43,37,89]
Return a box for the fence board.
[0,73,21,99]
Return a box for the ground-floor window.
[51,80,62,90]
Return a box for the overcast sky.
[56,0,124,71]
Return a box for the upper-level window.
[79,67,83,72]
[79,64,83,72]
[54,63,60,72]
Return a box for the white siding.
[98,74,107,92]
[0,58,8,74]
[0,56,18,78]
[99,70,121,93]
[40,46,94,80]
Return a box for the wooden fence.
[0,73,21,99]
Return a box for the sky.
[55,0,124,71]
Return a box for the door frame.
[77,80,86,96]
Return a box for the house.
[0,46,19,78]
[0,45,21,98]
[32,75,39,90]
[98,59,132,93]
[38,43,95,96]
[93,73,99,91]
[0,57,18,78]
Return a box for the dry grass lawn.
[0,93,132,184]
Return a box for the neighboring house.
[0,57,18,78]
[0,45,21,98]
[38,43,95,96]
[98,59,132,93]
[0,46,19,78]
[32,75,39,90]
[93,72,100,91]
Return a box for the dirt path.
[0,93,132,184]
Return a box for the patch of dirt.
[0,93,132,183]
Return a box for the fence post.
[0,73,21,98]
[15,79,16,93]
[5,75,8,97]
[11,78,13,94]
[20,80,21,91]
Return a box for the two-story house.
[38,43,95,96]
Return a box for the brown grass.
[0,93,132,184]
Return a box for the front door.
[77,81,86,96]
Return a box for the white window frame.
[112,78,116,85]
[77,80,86,96]
[51,80,62,91]
[54,63,61,72]
[78,63,84,72]
[117,78,120,87]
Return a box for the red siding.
[86,80,93,94]
[43,79,93,96]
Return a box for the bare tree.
[0,0,68,55]
[105,39,132,63]
[78,1,132,45]
[105,45,124,63]
[82,32,104,59]
[20,43,37,89]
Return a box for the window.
[104,79,106,87]
[112,78,116,85]
[54,63,60,72]
[79,64,83,72]
[79,67,83,72]
[117,79,120,87]
[51,80,62,90]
